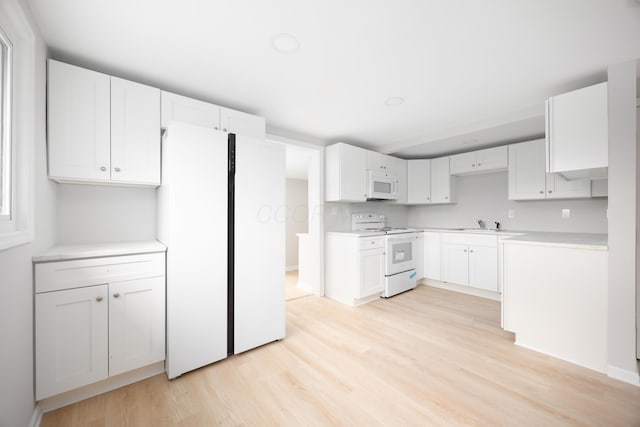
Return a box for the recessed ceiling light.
[384,97,404,107]
[272,33,299,53]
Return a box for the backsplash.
[407,172,608,233]
[324,202,409,232]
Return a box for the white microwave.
[367,170,398,200]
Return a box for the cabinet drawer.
[359,237,385,250]
[35,253,165,294]
[441,233,498,248]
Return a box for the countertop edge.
[32,240,167,263]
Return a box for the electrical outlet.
[508,209,515,219]
[562,209,571,219]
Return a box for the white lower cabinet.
[423,232,441,280]
[326,234,385,306]
[441,233,498,292]
[358,247,385,298]
[35,251,166,400]
[35,285,109,400]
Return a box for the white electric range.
[351,213,419,297]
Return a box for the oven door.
[367,171,398,200]
[386,234,416,276]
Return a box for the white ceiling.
[27,0,640,157]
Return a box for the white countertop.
[327,228,607,249]
[33,240,167,263]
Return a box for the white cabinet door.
[476,146,507,172]
[326,143,367,202]
[220,107,265,138]
[546,173,591,199]
[442,243,469,285]
[359,248,385,298]
[414,233,424,279]
[393,159,408,204]
[48,60,111,181]
[546,82,608,178]
[110,77,161,185]
[508,139,546,200]
[108,277,166,376]
[160,90,220,129]
[36,285,109,400]
[431,157,453,204]
[468,245,498,292]
[366,151,397,175]
[423,232,441,281]
[449,151,476,175]
[407,159,431,204]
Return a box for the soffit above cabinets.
[28,0,640,155]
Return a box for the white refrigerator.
[158,121,285,379]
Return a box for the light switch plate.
[562,209,571,219]
[508,209,515,219]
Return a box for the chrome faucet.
[477,219,486,229]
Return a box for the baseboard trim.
[285,265,298,272]
[514,340,606,374]
[419,279,501,301]
[607,365,640,387]
[28,404,43,427]
[38,361,165,414]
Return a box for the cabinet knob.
[477,163,481,166]
[96,296,103,302]
[113,293,120,298]
[445,196,449,200]
[539,190,544,194]
[464,249,467,252]
[214,126,219,130]
[548,190,553,193]
[100,166,107,171]
[223,128,228,132]
[114,167,121,172]
[472,164,476,167]
[426,197,430,200]
[470,250,474,253]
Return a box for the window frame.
[0,24,12,227]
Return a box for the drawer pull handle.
[113,293,120,298]
[96,296,103,302]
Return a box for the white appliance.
[158,121,285,379]
[351,213,418,297]
[366,170,398,200]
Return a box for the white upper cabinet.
[407,157,455,204]
[366,151,398,176]
[508,140,547,200]
[161,91,220,129]
[407,159,431,204]
[48,60,111,182]
[546,82,608,180]
[220,107,265,138]
[48,60,160,187]
[325,143,367,202]
[161,92,265,138]
[509,139,590,200]
[393,158,408,204]
[450,146,507,175]
[110,77,161,185]
[431,156,455,204]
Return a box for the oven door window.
[391,242,413,263]
[373,180,392,194]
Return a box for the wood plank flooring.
[41,286,640,426]
[285,270,312,301]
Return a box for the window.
[0,25,11,222]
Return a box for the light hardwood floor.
[285,270,311,301]
[41,286,640,426]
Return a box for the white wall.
[324,202,409,231]
[407,172,608,233]
[285,179,308,269]
[606,59,639,384]
[56,184,157,244]
[0,1,52,425]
